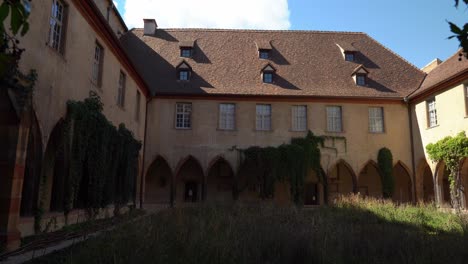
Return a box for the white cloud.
[123,0,290,30]
[113,1,118,7]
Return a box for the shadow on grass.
[28,198,468,264]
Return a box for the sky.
[112,0,468,68]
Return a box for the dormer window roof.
[176,61,192,81]
[336,43,358,62]
[179,41,195,58]
[344,51,355,62]
[255,40,272,59]
[351,65,369,86]
[261,64,276,83]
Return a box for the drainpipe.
[139,97,151,209]
[405,96,417,203]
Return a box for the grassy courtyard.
[30,195,468,264]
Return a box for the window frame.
[178,69,190,81]
[368,107,385,133]
[259,49,270,59]
[48,0,68,54]
[180,47,193,58]
[92,42,104,87]
[263,72,273,83]
[356,74,367,86]
[117,71,126,108]
[218,103,236,130]
[291,105,307,131]
[175,102,192,129]
[326,106,343,133]
[256,104,272,131]
[345,52,355,62]
[426,98,438,128]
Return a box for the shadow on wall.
[120,32,214,95]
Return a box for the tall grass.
[30,195,468,264]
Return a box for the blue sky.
[114,0,467,68]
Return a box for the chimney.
[143,19,157,35]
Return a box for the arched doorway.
[41,121,67,212]
[392,162,412,203]
[175,156,204,204]
[358,161,382,198]
[206,157,234,203]
[304,169,325,205]
[436,162,451,206]
[421,163,435,202]
[328,160,357,201]
[20,114,43,217]
[145,156,172,204]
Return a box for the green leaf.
[448,21,462,35]
[10,5,21,35]
[0,2,9,25]
[20,21,29,36]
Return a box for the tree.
[426,132,468,210]
[378,148,394,199]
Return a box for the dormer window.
[179,40,195,58]
[176,61,192,81]
[351,65,369,86]
[261,64,276,84]
[345,52,355,62]
[259,49,270,59]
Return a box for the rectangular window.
[179,70,189,81]
[48,0,67,53]
[345,52,355,62]
[326,106,342,132]
[117,71,126,107]
[259,49,269,59]
[175,103,192,129]
[219,103,236,130]
[263,73,273,83]
[291,105,307,131]
[180,48,192,58]
[135,91,141,122]
[368,107,384,133]
[427,98,437,127]
[92,42,104,87]
[256,104,272,131]
[356,75,366,86]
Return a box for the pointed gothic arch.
[175,155,204,204]
[145,156,173,204]
[358,160,382,198]
[392,161,412,203]
[206,156,234,203]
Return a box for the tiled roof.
[120,28,425,99]
[410,50,468,99]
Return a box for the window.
[427,98,437,127]
[326,106,342,132]
[356,74,366,86]
[180,48,192,58]
[175,103,192,129]
[135,91,141,122]
[179,70,190,81]
[291,105,307,131]
[48,0,67,53]
[256,104,272,131]
[465,84,468,116]
[259,49,269,59]
[345,52,355,62]
[117,71,126,107]
[263,73,273,83]
[219,103,236,130]
[368,107,384,133]
[92,42,104,87]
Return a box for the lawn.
[29,195,468,264]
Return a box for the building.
[1,0,149,251]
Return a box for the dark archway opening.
[176,157,204,204]
[392,162,412,203]
[358,161,382,198]
[206,158,234,203]
[145,157,172,204]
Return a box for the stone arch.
[435,161,451,206]
[417,159,435,203]
[392,161,412,203]
[41,120,66,212]
[206,156,234,203]
[358,160,382,198]
[175,156,204,204]
[145,156,172,204]
[20,112,43,217]
[304,168,327,206]
[328,159,357,201]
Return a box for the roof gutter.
[404,96,417,203]
[139,97,151,209]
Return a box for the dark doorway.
[185,181,198,202]
[304,183,319,205]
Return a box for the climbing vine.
[426,132,468,210]
[377,147,394,199]
[237,131,325,205]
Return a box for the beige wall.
[143,98,414,202]
[412,82,468,201]
[92,0,127,35]
[18,0,146,149]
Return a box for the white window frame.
[427,98,437,127]
[218,103,236,130]
[326,106,342,132]
[175,103,192,129]
[256,104,272,131]
[117,71,126,107]
[291,105,307,131]
[92,42,104,87]
[48,0,66,53]
[368,107,384,133]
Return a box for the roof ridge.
[428,49,463,71]
[363,33,424,74]
[130,27,365,34]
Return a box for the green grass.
[29,195,468,264]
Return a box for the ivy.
[426,132,468,210]
[377,148,394,199]
[237,131,325,205]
